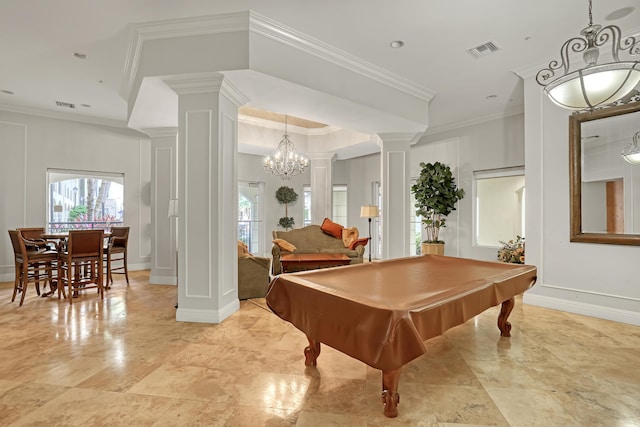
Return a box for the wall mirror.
[569,101,640,245]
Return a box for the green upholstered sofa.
[238,256,271,299]
[271,225,365,275]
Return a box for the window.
[47,169,124,233]
[409,179,422,255]
[303,185,311,227]
[372,181,382,259]
[238,181,264,254]
[302,185,348,227]
[332,185,347,226]
[473,167,525,247]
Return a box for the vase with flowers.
[497,236,525,264]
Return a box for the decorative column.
[166,72,249,323]
[308,152,336,224]
[378,133,418,259]
[147,128,178,285]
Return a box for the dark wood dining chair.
[58,230,104,305]
[104,226,129,288]
[8,229,58,306]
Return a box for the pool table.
[265,254,537,418]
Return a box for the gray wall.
[0,111,151,281]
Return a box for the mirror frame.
[569,101,640,245]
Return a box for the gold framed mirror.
[569,101,640,245]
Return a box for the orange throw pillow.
[321,218,343,239]
[342,227,359,247]
[349,238,369,250]
[272,238,297,252]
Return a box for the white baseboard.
[176,299,240,324]
[149,275,177,285]
[523,293,640,326]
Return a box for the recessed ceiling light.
[80,104,91,108]
[486,94,497,99]
[389,40,404,49]
[1,89,14,95]
[73,52,88,59]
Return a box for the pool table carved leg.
[304,337,321,366]
[381,368,401,418]
[498,297,515,337]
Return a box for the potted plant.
[497,236,525,264]
[411,161,465,255]
[275,186,298,230]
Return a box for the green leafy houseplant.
[275,186,298,230]
[411,161,465,243]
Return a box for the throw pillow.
[237,240,253,258]
[321,217,343,239]
[349,238,369,250]
[272,238,297,252]
[342,226,359,247]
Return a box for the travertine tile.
[1,271,639,426]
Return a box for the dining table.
[39,231,112,296]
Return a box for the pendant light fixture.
[621,131,640,164]
[263,115,308,180]
[536,0,640,110]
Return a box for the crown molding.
[220,78,250,108]
[142,127,178,138]
[377,132,422,145]
[424,105,524,136]
[121,11,250,100]
[238,114,340,136]
[248,11,435,103]
[0,103,129,129]
[121,10,434,105]
[164,73,225,95]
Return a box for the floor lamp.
[360,205,379,262]
[168,199,179,308]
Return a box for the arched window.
[47,169,124,232]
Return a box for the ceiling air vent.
[466,41,501,58]
[55,101,76,109]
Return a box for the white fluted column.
[147,127,178,285]
[166,72,249,323]
[308,152,336,224]
[378,133,419,259]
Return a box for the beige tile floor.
[1,270,639,426]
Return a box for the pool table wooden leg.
[498,297,515,337]
[304,337,321,366]
[381,368,401,418]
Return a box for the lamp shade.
[168,199,178,218]
[360,205,379,218]
[544,63,640,110]
[621,132,640,165]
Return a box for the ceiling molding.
[121,11,250,100]
[424,105,524,136]
[238,114,341,136]
[142,127,178,138]
[164,73,225,95]
[121,10,434,106]
[248,11,435,103]
[0,103,128,129]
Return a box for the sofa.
[237,241,271,299]
[271,224,365,275]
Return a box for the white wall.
[0,111,151,281]
[237,152,309,257]
[523,78,640,326]
[411,114,526,260]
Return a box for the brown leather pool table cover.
[266,255,537,371]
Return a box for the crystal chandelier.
[621,131,640,164]
[536,0,640,110]
[263,115,308,180]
